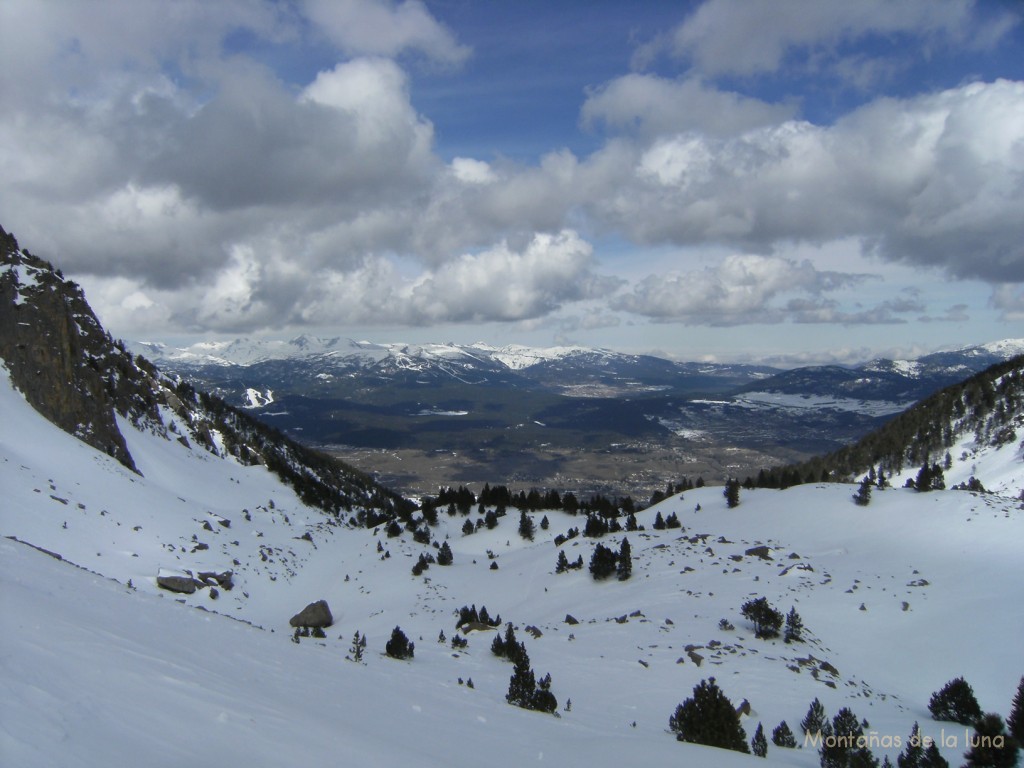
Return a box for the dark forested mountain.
[759,354,1024,492]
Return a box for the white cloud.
[581,75,795,139]
[582,80,1024,282]
[612,254,867,325]
[449,158,497,185]
[303,0,470,65]
[0,0,1019,345]
[671,0,995,78]
[405,230,614,323]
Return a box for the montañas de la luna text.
[805,729,1006,750]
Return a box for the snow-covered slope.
[3,354,1023,766]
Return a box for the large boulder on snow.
[157,570,197,594]
[289,600,333,628]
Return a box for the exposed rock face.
[0,224,414,520]
[0,226,150,472]
[290,600,333,628]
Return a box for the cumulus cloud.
[0,0,1020,342]
[581,74,795,139]
[80,229,617,334]
[303,0,470,65]
[670,0,1007,78]
[404,230,617,323]
[582,79,1024,283]
[990,285,1024,321]
[612,254,867,325]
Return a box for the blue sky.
[2,0,1023,365]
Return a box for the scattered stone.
[564,614,579,625]
[744,545,772,560]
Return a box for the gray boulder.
[157,573,197,594]
[289,599,333,628]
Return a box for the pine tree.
[385,626,414,660]
[853,476,873,506]
[669,677,749,753]
[772,721,797,748]
[784,607,805,643]
[741,596,784,638]
[589,543,617,580]
[962,713,1019,768]
[506,657,536,709]
[802,698,828,736]
[724,478,741,508]
[929,677,983,725]
[437,540,453,565]
[821,707,865,768]
[752,722,768,757]
[653,511,666,530]
[898,722,924,768]
[347,630,366,663]
[617,537,632,581]
[531,672,558,714]
[920,743,949,768]
[1009,677,1024,745]
[555,549,570,573]
[518,510,535,541]
[491,633,506,658]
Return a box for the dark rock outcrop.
[0,226,142,471]
[157,573,198,594]
[290,600,333,628]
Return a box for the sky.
[1,0,1023,366]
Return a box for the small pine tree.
[1009,677,1024,745]
[506,657,535,709]
[751,722,768,757]
[653,511,666,530]
[617,537,632,581]
[589,543,617,580]
[518,510,535,541]
[772,721,797,748]
[741,596,783,638]
[962,713,1019,768]
[784,607,805,643]
[436,540,453,565]
[853,476,873,506]
[898,722,924,768]
[724,478,741,508]
[531,672,558,714]
[802,698,828,736]
[348,630,366,663]
[919,742,948,768]
[385,626,414,660]
[821,707,867,768]
[461,518,474,536]
[555,549,570,573]
[669,677,749,753]
[929,677,983,725]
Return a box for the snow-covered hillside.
[3,357,1022,766]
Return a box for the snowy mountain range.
[3,225,1024,767]
[132,333,1024,495]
